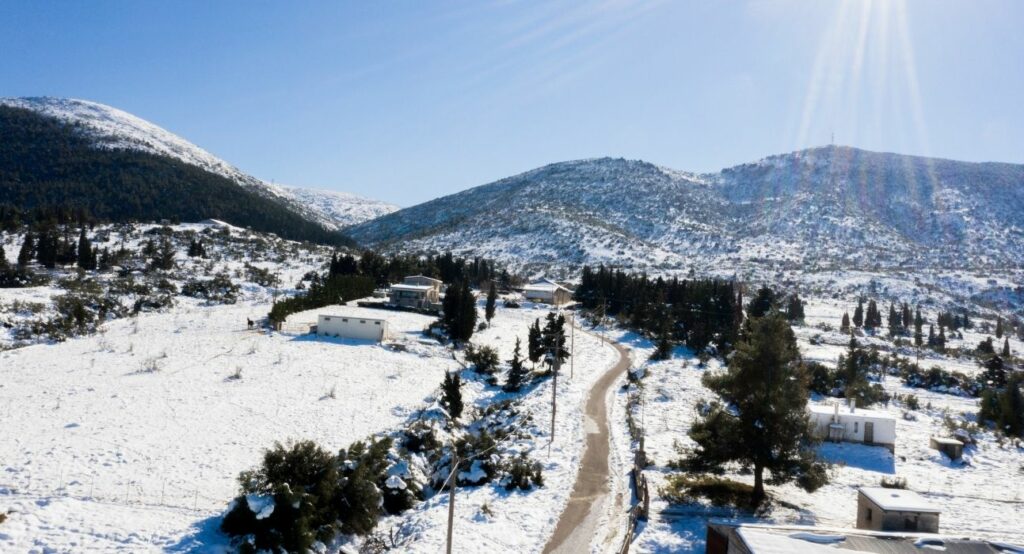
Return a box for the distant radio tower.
[831,131,835,146]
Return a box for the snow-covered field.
[367,302,621,553]
[615,301,1024,553]
[0,298,459,551]
[0,293,624,552]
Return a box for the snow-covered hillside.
[348,149,1024,275]
[0,97,389,230]
[279,185,398,227]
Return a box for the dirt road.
[544,340,631,554]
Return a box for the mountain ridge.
[348,147,1024,274]
[0,97,391,229]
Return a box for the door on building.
[864,422,874,444]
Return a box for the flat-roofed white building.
[857,487,940,533]
[316,314,388,342]
[808,401,896,451]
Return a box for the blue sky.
[2,0,1021,206]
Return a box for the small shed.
[857,487,940,533]
[317,314,388,342]
[929,436,964,461]
[522,279,573,306]
[808,402,896,451]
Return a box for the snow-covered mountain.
[348,147,1024,274]
[278,186,398,227]
[0,97,388,229]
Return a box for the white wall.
[317,315,387,342]
[810,411,896,446]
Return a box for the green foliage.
[181,272,240,305]
[440,371,464,421]
[268,274,375,324]
[576,265,738,352]
[659,475,756,509]
[503,453,544,491]
[747,286,777,319]
[978,374,1024,438]
[465,344,500,375]
[222,437,397,552]
[485,282,497,323]
[504,338,528,392]
[683,312,827,505]
[0,106,353,246]
[441,281,477,343]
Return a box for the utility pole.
[549,331,561,456]
[570,312,575,379]
[446,452,459,554]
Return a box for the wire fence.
[0,467,226,514]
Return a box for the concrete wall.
[856,494,939,533]
[317,315,387,341]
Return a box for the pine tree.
[1003,337,1011,358]
[982,355,1007,389]
[684,312,827,506]
[504,338,527,392]
[440,371,463,420]
[852,299,864,328]
[747,286,776,318]
[527,319,543,368]
[840,312,851,332]
[17,234,33,267]
[541,312,570,370]
[485,282,497,325]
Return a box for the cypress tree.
[527,319,543,368]
[901,303,912,329]
[0,239,6,268]
[1003,337,1011,358]
[456,282,477,342]
[995,318,1004,339]
[504,338,527,392]
[937,326,947,352]
[77,229,96,270]
[440,371,463,421]
[17,233,33,267]
[786,294,804,322]
[840,312,851,332]
[914,308,924,346]
[684,312,827,506]
[485,282,497,325]
[852,300,864,328]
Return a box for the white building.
[522,279,573,306]
[316,314,389,342]
[857,487,941,533]
[808,401,896,451]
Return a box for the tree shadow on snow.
[166,513,232,553]
[816,442,896,474]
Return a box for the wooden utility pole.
[446,453,459,554]
[549,331,561,456]
[570,313,575,379]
